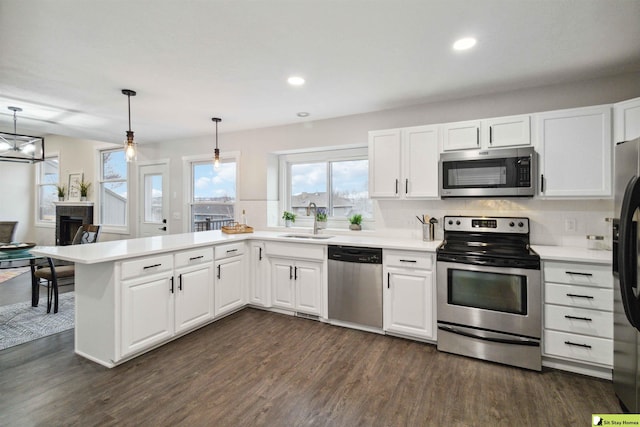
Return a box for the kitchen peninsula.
[32,230,611,378]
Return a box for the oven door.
[437,261,541,339]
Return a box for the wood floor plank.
[0,308,623,426]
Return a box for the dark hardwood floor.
[0,307,622,426]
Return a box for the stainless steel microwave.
[439,146,536,198]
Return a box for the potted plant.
[282,211,296,227]
[349,214,362,231]
[316,208,328,229]
[79,179,91,201]
[56,185,66,201]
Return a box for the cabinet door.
[270,258,295,310]
[384,268,434,340]
[537,105,612,197]
[402,125,439,198]
[614,97,640,142]
[442,120,481,151]
[483,115,530,148]
[214,256,244,317]
[368,129,402,198]
[121,273,174,358]
[175,263,214,333]
[294,260,322,316]
[250,242,269,306]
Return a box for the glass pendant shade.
[122,89,137,163]
[212,117,222,169]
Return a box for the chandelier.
[0,106,45,163]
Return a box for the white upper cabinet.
[368,129,402,198]
[614,96,640,142]
[442,115,531,151]
[369,125,439,199]
[536,105,612,198]
[441,120,481,151]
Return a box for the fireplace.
[55,203,94,246]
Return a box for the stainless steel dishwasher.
[328,245,383,329]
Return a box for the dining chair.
[34,224,101,313]
[0,221,18,244]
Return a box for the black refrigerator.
[613,137,640,413]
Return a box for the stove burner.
[437,216,540,270]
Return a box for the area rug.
[0,292,74,351]
[0,267,30,284]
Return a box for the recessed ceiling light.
[453,37,477,51]
[288,76,305,86]
[297,112,310,118]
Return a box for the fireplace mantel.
[54,201,95,207]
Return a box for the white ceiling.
[1,0,639,145]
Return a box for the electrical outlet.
[565,218,576,232]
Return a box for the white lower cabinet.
[542,260,613,374]
[175,261,214,333]
[270,257,322,315]
[266,242,326,317]
[249,241,270,307]
[383,250,436,341]
[120,249,214,359]
[214,242,246,317]
[121,271,175,358]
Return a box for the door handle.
[217,264,221,279]
[405,178,408,194]
[179,274,183,291]
[158,226,167,231]
[162,219,167,224]
[294,266,298,280]
[259,247,262,261]
[619,175,640,329]
[170,276,174,293]
[289,265,293,280]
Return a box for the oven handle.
[438,324,539,347]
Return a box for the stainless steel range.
[436,216,542,371]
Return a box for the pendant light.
[0,106,45,163]
[212,117,222,168]
[122,89,137,162]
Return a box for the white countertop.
[31,230,443,264]
[532,245,612,264]
[31,229,613,265]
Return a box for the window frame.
[183,151,240,232]
[35,152,60,227]
[98,147,130,234]
[279,146,371,228]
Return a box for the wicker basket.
[221,222,254,234]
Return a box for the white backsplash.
[375,198,614,248]
[243,198,614,250]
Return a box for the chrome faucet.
[306,202,318,234]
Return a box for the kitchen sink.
[279,234,334,240]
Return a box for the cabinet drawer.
[544,330,612,366]
[175,247,213,268]
[265,242,325,260]
[214,242,245,260]
[121,254,174,280]
[543,261,612,288]
[544,283,613,311]
[544,304,613,338]
[384,250,433,270]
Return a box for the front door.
[138,162,169,237]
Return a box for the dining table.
[0,248,49,307]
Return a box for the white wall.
[6,71,640,247]
[147,71,640,247]
[0,161,34,242]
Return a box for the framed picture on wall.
[68,172,83,202]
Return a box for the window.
[282,148,372,222]
[190,159,237,231]
[99,149,128,228]
[37,155,59,223]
